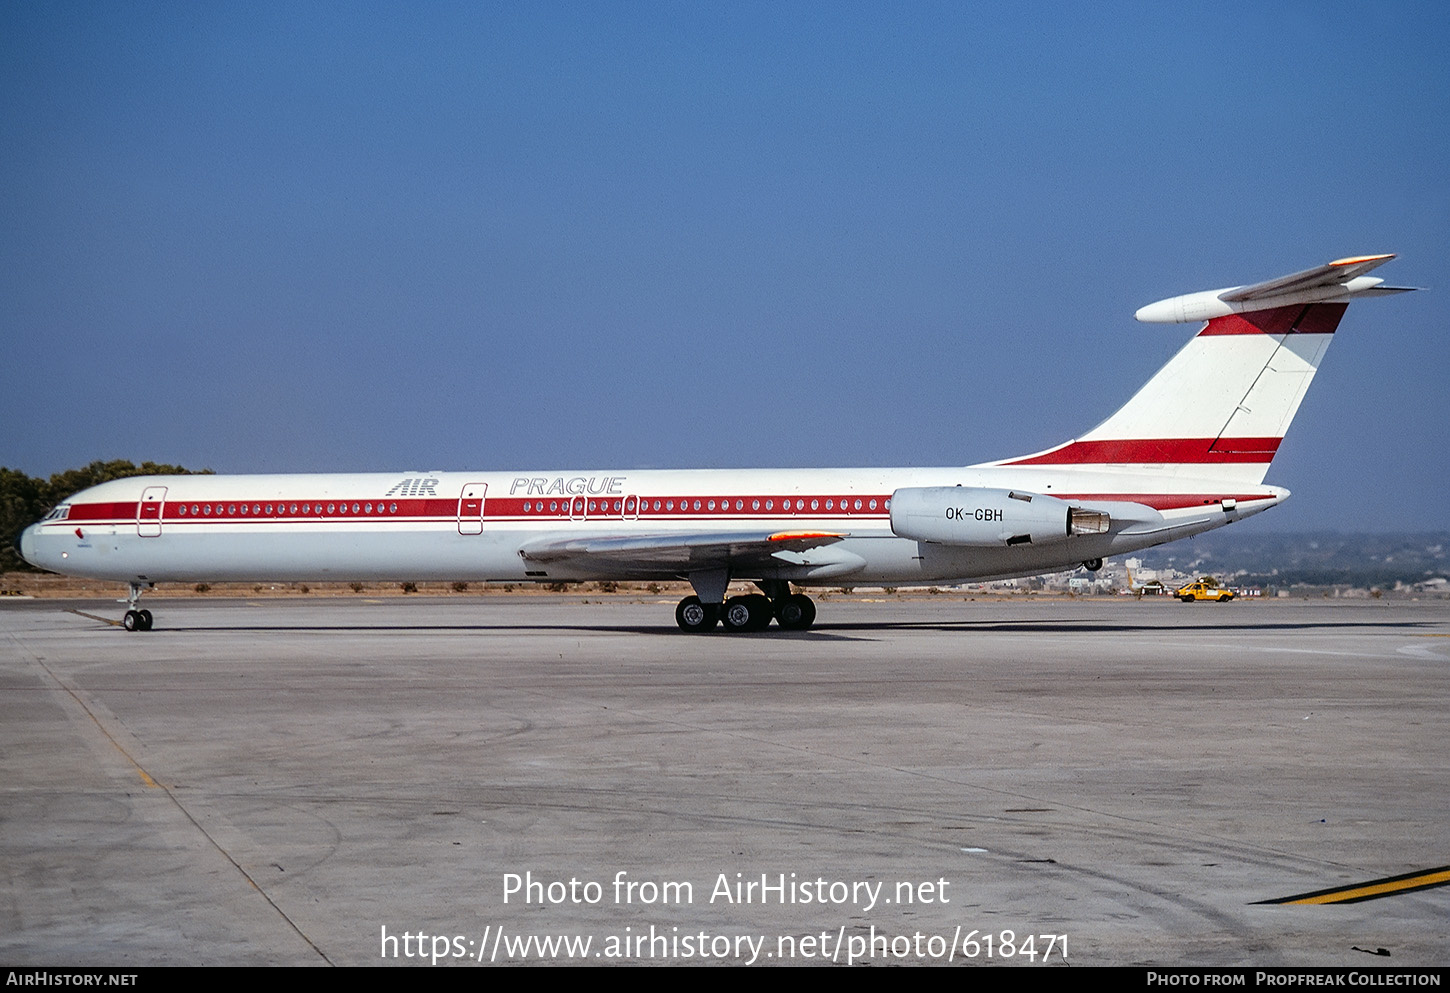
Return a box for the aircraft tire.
[743,594,774,630]
[775,593,816,631]
[723,594,772,632]
[676,596,719,633]
[138,609,153,630]
[123,610,140,632]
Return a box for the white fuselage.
[18,463,1280,588]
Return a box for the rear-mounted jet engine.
[889,486,1109,547]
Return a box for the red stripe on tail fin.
[1001,437,1280,466]
[1198,302,1348,336]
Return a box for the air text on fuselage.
[384,478,440,497]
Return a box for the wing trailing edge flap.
[517,529,861,577]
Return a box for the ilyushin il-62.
[18,255,1415,632]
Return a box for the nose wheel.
[123,609,154,632]
[120,582,155,632]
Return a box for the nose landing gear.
[122,609,153,632]
[120,582,155,631]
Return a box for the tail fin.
[990,255,1415,486]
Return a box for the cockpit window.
[43,505,71,522]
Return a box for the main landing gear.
[121,581,154,632]
[675,587,817,633]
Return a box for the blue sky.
[3,1,1446,529]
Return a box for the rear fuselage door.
[458,483,487,535]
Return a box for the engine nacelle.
[890,486,1092,547]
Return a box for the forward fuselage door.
[457,483,487,535]
[137,486,167,537]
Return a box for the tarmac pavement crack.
[5,622,335,966]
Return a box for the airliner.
[17,255,1414,633]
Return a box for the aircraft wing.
[518,529,849,573]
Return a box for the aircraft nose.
[16,523,39,569]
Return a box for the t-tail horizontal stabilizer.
[1135,254,1419,324]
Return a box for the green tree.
[0,468,49,573]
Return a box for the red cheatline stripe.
[50,490,1280,525]
[1054,493,1277,511]
[51,494,898,525]
[1003,437,1281,466]
[66,501,137,522]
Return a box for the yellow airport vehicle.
[1176,577,1235,603]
